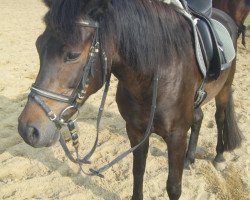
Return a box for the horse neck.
[111,60,154,100]
[101,0,195,98]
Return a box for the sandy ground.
[0,0,250,199]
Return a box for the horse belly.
[202,68,231,104]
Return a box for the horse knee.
[167,181,182,200]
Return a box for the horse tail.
[223,91,242,151]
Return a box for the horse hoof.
[213,160,226,171]
[184,159,192,170]
[214,154,225,163]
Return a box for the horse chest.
[116,83,152,129]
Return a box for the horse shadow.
[77,100,127,138]
[0,94,121,199]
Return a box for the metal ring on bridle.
[59,105,80,124]
[48,112,57,121]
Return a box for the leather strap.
[31,85,72,103]
[86,66,159,177]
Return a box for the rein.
[29,19,159,178]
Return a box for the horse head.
[18,0,111,148]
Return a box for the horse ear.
[83,0,112,16]
[43,0,52,7]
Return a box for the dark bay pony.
[18,0,242,199]
[213,0,250,46]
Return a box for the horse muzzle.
[18,99,60,148]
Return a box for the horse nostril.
[26,126,40,145]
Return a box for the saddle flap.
[193,14,222,79]
[190,8,235,80]
[210,19,236,69]
[196,19,214,65]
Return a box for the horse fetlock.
[184,158,194,170]
[213,155,227,171]
[214,153,225,163]
[131,193,143,200]
[167,182,182,200]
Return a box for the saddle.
[186,0,212,17]
[185,0,235,80]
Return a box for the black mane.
[44,0,192,74]
[44,0,87,44]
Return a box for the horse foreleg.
[184,107,203,169]
[126,123,149,200]
[164,130,187,200]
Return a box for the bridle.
[29,19,159,177]
[31,20,107,112]
[31,19,111,128]
[30,19,110,166]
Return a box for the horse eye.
[64,52,81,62]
